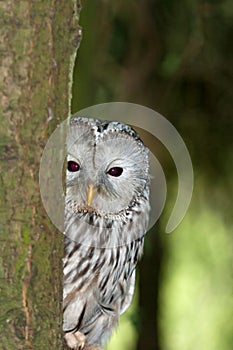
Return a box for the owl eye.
[67,160,80,172]
[107,167,123,177]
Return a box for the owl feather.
[63,117,150,349]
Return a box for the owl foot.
[65,331,86,350]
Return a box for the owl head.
[66,117,150,218]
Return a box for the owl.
[63,117,150,350]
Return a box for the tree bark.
[0,1,81,349]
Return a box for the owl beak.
[87,183,95,206]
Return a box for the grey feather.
[63,117,150,349]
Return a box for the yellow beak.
[87,184,95,206]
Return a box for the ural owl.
[63,117,150,349]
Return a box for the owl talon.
[64,331,86,349]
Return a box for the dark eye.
[107,167,123,177]
[67,160,80,172]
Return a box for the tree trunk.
[0,1,81,349]
[137,224,163,350]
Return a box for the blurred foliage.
[159,177,233,350]
[72,0,233,349]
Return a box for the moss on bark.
[0,1,81,349]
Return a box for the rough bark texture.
[0,1,81,349]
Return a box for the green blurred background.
[71,1,233,349]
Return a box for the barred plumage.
[63,117,150,349]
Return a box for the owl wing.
[120,270,136,315]
[63,292,88,332]
[63,285,104,333]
